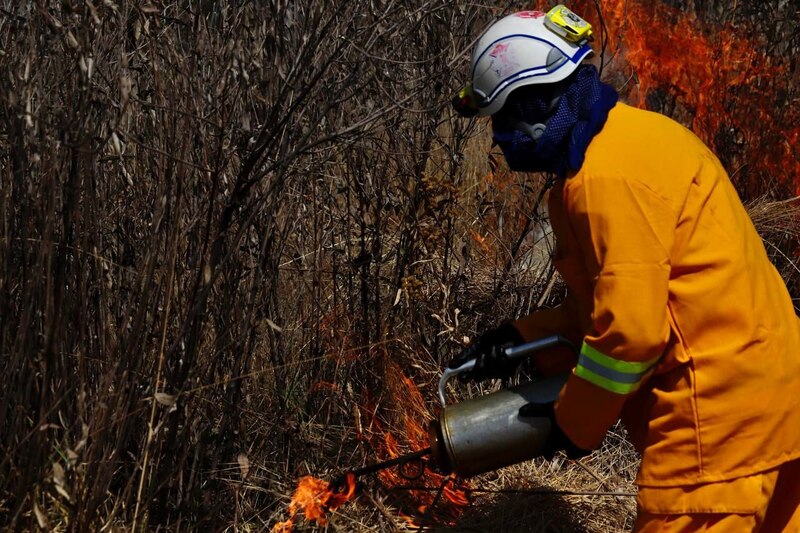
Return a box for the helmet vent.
[546,48,567,71]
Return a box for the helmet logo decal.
[515,11,545,19]
[489,42,510,57]
[488,42,519,79]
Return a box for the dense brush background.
[1,1,797,531]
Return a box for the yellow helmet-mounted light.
[452,85,481,118]
[544,5,593,44]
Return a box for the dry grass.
[746,197,800,300]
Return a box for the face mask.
[491,91,561,173]
[491,65,620,176]
[491,119,550,172]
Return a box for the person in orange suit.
[449,7,800,531]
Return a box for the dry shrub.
[747,197,800,297]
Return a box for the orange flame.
[309,380,342,394]
[528,0,800,196]
[271,472,357,532]
[470,229,492,254]
[362,360,470,527]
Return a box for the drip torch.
[428,335,573,477]
[336,335,574,486]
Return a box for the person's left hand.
[446,323,526,381]
[518,402,591,460]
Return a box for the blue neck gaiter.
[491,65,618,177]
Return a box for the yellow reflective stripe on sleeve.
[576,342,661,395]
[580,342,661,374]
[575,365,642,394]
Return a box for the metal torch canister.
[429,337,573,478]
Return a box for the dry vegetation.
[0,1,797,532]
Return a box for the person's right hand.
[446,323,525,381]
[518,402,591,460]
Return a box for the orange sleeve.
[555,174,678,450]
[513,293,582,376]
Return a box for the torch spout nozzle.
[338,447,433,486]
[353,447,431,476]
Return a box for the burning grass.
[272,473,357,532]
[567,0,800,199]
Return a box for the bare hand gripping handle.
[438,335,576,406]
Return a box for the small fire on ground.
[369,361,471,526]
[271,472,357,532]
[272,359,470,530]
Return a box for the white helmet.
[461,8,594,117]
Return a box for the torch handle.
[438,335,576,406]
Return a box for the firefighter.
[449,7,800,531]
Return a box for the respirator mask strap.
[511,119,547,142]
[492,93,561,146]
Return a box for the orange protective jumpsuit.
[514,103,800,531]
